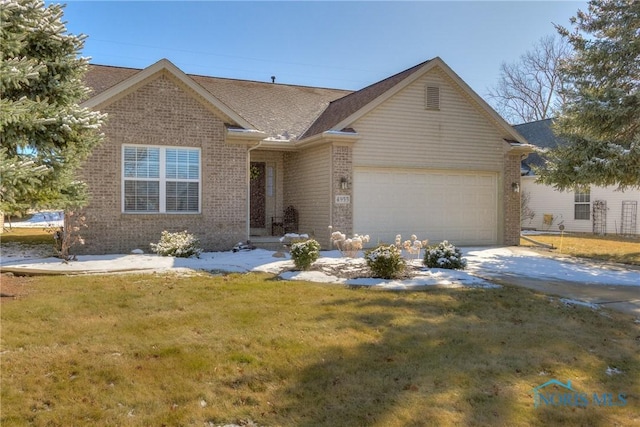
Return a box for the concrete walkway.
[485,273,640,316]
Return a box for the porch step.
[249,237,286,251]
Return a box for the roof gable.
[300,57,528,144]
[300,60,431,139]
[82,59,255,129]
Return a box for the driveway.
[481,274,640,316]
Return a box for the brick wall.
[78,73,247,254]
[331,145,353,239]
[503,153,522,246]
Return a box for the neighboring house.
[78,57,531,254]
[516,118,639,236]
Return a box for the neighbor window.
[123,145,200,213]
[574,186,590,220]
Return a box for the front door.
[250,162,266,229]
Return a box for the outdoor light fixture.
[340,177,349,190]
[512,182,520,193]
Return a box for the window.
[123,145,200,213]
[574,186,590,220]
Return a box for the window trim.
[122,144,201,214]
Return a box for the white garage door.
[354,168,498,246]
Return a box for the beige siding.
[283,145,332,246]
[351,69,506,172]
[346,68,517,245]
[522,177,640,235]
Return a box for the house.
[516,118,639,236]
[77,57,531,254]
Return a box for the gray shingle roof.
[84,64,351,139]
[190,75,351,140]
[513,118,566,172]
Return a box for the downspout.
[247,141,263,241]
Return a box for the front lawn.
[520,233,640,265]
[1,272,638,426]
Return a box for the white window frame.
[122,144,201,214]
[574,185,590,220]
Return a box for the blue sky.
[59,1,587,96]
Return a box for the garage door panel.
[354,169,498,246]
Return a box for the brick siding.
[331,145,353,239]
[78,73,247,254]
[503,153,522,245]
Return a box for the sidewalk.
[485,273,640,316]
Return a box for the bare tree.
[487,35,571,124]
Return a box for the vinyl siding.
[351,69,506,171]
[522,176,640,235]
[283,145,332,246]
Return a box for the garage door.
[354,168,498,246]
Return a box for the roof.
[84,64,140,97]
[300,60,431,139]
[513,118,565,173]
[84,63,351,139]
[84,57,528,147]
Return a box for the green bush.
[150,230,202,258]
[423,240,467,270]
[364,244,406,279]
[290,239,321,270]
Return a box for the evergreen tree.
[0,0,105,212]
[538,0,639,190]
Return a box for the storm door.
[250,162,266,229]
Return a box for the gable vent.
[425,85,440,110]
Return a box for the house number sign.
[335,195,351,204]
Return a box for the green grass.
[0,228,53,245]
[521,233,640,265]
[1,272,638,426]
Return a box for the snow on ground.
[3,211,64,228]
[464,246,639,286]
[1,244,639,289]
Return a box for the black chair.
[271,216,284,235]
[283,206,298,233]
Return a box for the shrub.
[394,234,428,259]
[290,239,321,270]
[364,244,406,279]
[329,228,370,258]
[423,240,467,270]
[150,230,202,258]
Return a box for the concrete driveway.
[482,274,640,316]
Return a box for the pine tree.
[0,0,105,213]
[537,0,640,190]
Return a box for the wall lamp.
[340,177,349,190]
[512,182,520,193]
